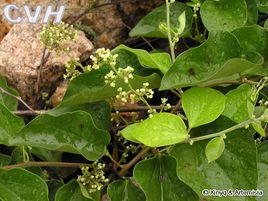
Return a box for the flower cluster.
[186,1,201,18]
[116,82,154,104]
[41,22,77,52]
[193,3,201,18]
[259,99,268,107]
[104,70,117,87]
[117,66,134,84]
[89,48,118,70]
[161,98,172,111]
[64,58,91,80]
[88,48,154,111]
[77,163,109,193]
[148,108,157,118]
[104,66,135,88]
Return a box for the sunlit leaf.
[121,113,189,147]
[205,137,225,163]
[182,87,226,129]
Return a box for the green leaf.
[252,122,266,137]
[133,156,198,201]
[245,0,258,24]
[170,117,258,200]
[264,20,268,31]
[257,141,268,201]
[129,2,193,38]
[55,180,92,201]
[160,31,263,90]
[205,137,225,163]
[177,11,186,35]
[223,84,254,123]
[0,168,49,201]
[61,67,161,106]
[150,52,172,73]
[78,183,100,200]
[182,87,226,129]
[10,111,110,161]
[0,153,11,167]
[200,0,247,31]
[114,45,171,73]
[121,113,189,147]
[232,25,268,66]
[47,180,64,201]
[0,103,24,146]
[50,101,111,130]
[256,0,268,13]
[107,179,146,201]
[10,147,45,179]
[0,75,19,111]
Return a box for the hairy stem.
[185,117,261,143]
[0,87,36,113]
[13,105,176,116]
[165,0,175,62]
[119,147,150,177]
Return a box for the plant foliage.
[0,0,268,200]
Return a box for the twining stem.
[165,0,175,62]
[13,105,176,116]
[105,151,124,168]
[201,78,258,87]
[185,117,262,143]
[0,87,36,113]
[119,146,150,177]
[2,162,93,170]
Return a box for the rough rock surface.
[50,80,69,107]
[0,0,163,107]
[0,0,163,47]
[0,24,93,108]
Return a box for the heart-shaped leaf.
[200,0,247,31]
[107,179,146,201]
[205,137,225,163]
[0,168,49,201]
[182,87,226,129]
[114,45,172,73]
[133,156,198,201]
[61,67,160,106]
[170,117,257,200]
[160,31,263,90]
[55,180,92,201]
[10,111,110,161]
[50,101,111,130]
[232,25,268,66]
[121,113,189,147]
[129,2,193,38]
[223,84,254,123]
